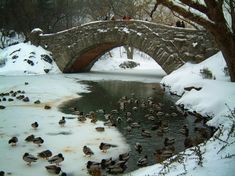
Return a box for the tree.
[151,0,235,82]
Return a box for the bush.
[200,67,215,79]
[119,60,140,69]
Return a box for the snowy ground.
[130,52,235,176]
[0,43,235,176]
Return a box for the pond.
[59,77,213,175]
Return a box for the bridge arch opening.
[90,46,166,75]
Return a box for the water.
[59,78,212,174]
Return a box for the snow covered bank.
[0,43,61,75]
[130,52,235,176]
[0,75,130,176]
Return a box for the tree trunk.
[124,45,134,60]
[213,30,235,81]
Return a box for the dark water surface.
[59,79,211,174]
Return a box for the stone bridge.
[32,20,218,74]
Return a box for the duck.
[25,134,35,142]
[141,129,151,137]
[95,127,105,132]
[107,162,127,174]
[48,153,64,165]
[86,161,101,175]
[33,137,44,146]
[31,122,39,129]
[164,137,175,146]
[137,155,148,167]
[23,152,37,165]
[99,142,117,152]
[83,146,94,156]
[60,172,67,176]
[179,125,189,137]
[119,152,130,162]
[45,165,61,174]
[77,114,86,122]
[107,159,127,173]
[135,142,143,154]
[130,122,140,128]
[100,157,112,169]
[90,112,97,124]
[87,160,101,169]
[0,171,4,176]
[104,120,116,127]
[126,125,132,133]
[38,150,53,159]
[59,116,66,127]
[8,136,18,146]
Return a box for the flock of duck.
[67,94,214,174]
[0,87,214,176]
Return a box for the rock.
[41,54,53,64]
[44,69,50,73]
[25,82,29,85]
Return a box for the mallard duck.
[23,152,37,165]
[77,115,86,122]
[0,171,5,176]
[86,161,101,175]
[8,136,18,146]
[25,134,35,142]
[130,122,140,128]
[87,161,100,169]
[45,165,61,174]
[101,157,112,169]
[156,128,164,136]
[137,155,148,167]
[135,142,143,154]
[141,129,151,137]
[59,117,66,127]
[48,153,64,165]
[107,163,127,174]
[179,125,189,137]
[99,142,117,152]
[33,137,44,146]
[83,146,94,156]
[90,112,97,124]
[38,150,52,159]
[119,152,130,162]
[95,127,105,132]
[31,122,39,129]
[164,137,175,146]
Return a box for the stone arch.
[36,20,218,74]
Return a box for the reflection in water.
[59,80,213,174]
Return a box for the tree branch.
[180,0,208,14]
[156,0,215,31]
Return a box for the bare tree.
[151,0,235,82]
